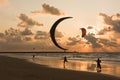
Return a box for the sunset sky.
[0,0,120,52]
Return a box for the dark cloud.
[32,3,64,16]
[0,27,64,51]
[67,36,80,46]
[87,26,93,29]
[116,13,120,17]
[42,3,64,15]
[4,28,20,36]
[7,36,22,42]
[84,33,119,48]
[99,13,113,25]
[99,39,119,47]
[34,31,48,39]
[0,33,4,38]
[23,37,32,41]
[0,27,34,42]
[99,13,120,33]
[21,28,33,36]
[84,33,102,48]
[0,28,53,52]
[3,28,22,42]
[17,13,43,27]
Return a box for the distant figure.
[96,58,101,72]
[63,56,68,68]
[32,54,35,60]
[64,56,68,63]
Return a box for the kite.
[81,28,86,37]
[50,17,73,50]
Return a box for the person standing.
[96,58,101,69]
[63,56,68,68]
[96,58,102,72]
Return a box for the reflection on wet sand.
[30,56,120,77]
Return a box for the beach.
[0,55,120,80]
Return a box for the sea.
[0,52,120,77]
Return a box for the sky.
[0,0,120,52]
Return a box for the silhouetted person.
[97,58,101,68]
[63,56,68,68]
[96,58,101,72]
[64,56,68,63]
[32,54,35,61]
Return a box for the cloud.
[32,3,64,16]
[34,31,48,39]
[23,37,32,41]
[0,27,34,42]
[4,28,22,42]
[0,27,119,52]
[67,36,81,46]
[0,33,4,38]
[99,13,120,33]
[4,28,20,36]
[17,13,43,27]
[99,13,113,25]
[87,26,94,29]
[53,30,65,45]
[21,28,33,36]
[84,32,119,49]
[0,27,66,51]
[99,38,119,47]
[3,28,33,42]
[97,27,110,35]
[31,10,41,15]
[42,3,64,15]
[84,33,102,48]
[55,30,64,38]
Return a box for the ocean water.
[0,52,120,77]
[35,52,120,64]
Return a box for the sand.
[0,55,120,80]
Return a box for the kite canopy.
[81,28,86,37]
[50,17,73,50]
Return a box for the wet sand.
[0,55,120,80]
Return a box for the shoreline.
[0,55,120,80]
[27,55,120,77]
[1,53,120,77]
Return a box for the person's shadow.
[96,68,102,73]
[63,62,66,69]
